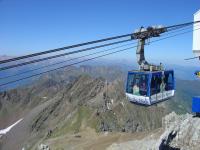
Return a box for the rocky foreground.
[108,112,200,150]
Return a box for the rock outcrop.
[108,112,200,150]
[156,112,200,150]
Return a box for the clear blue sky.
[0,0,200,66]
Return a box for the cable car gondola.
[125,26,175,105]
[126,70,175,105]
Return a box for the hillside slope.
[0,76,166,150]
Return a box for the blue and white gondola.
[125,70,175,105]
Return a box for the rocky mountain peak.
[157,112,200,150]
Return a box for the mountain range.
[0,64,199,149]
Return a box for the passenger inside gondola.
[160,76,166,93]
[133,82,140,95]
[150,72,174,96]
[151,75,161,96]
[127,74,148,96]
[139,75,147,96]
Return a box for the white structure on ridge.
[193,9,200,56]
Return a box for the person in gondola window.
[139,75,147,96]
[133,80,140,95]
[160,76,166,92]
